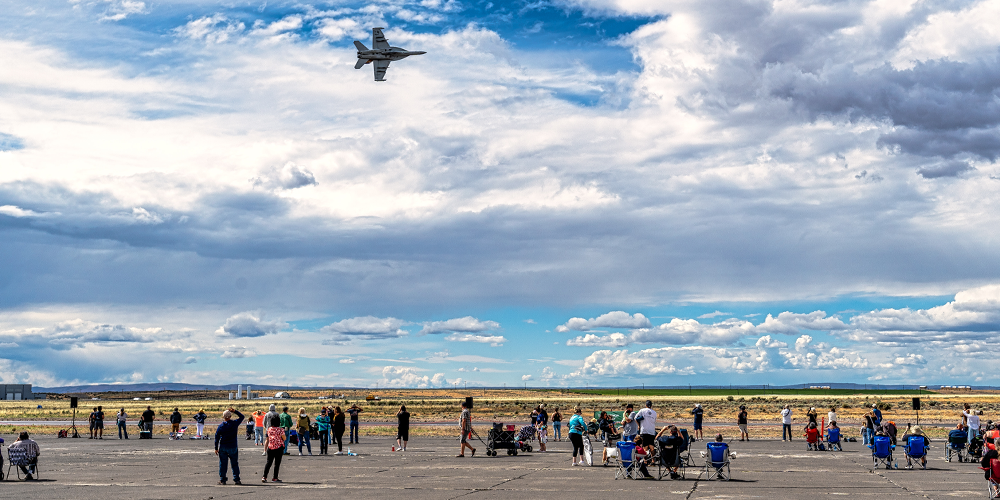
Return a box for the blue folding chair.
[827,428,842,451]
[870,435,894,470]
[946,429,968,462]
[704,442,731,480]
[614,441,641,480]
[904,435,928,469]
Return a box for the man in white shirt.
[636,400,657,453]
[828,406,837,426]
[781,405,792,441]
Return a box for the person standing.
[347,404,363,444]
[279,406,293,455]
[262,415,285,482]
[94,406,105,439]
[828,407,838,426]
[621,403,638,443]
[457,400,475,458]
[254,410,266,446]
[781,405,792,441]
[117,408,129,439]
[88,407,97,439]
[568,408,586,466]
[141,406,156,434]
[552,408,563,441]
[214,407,245,485]
[316,409,331,455]
[296,408,312,456]
[737,405,749,441]
[193,409,208,438]
[9,432,40,480]
[871,404,883,426]
[537,404,548,452]
[862,409,876,445]
[262,404,278,455]
[332,406,346,455]
[691,404,704,440]
[965,405,981,444]
[636,400,657,454]
[806,407,818,426]
[170,408,182,437]
[395,405,410,451]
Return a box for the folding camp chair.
[655,436,684,480]
[981,458,1000,499]
[678,428,695,468]
[903,435,928,470]
[870,435,894,470]
[614,441,641,480]
[703,441,731,481]
[7,447,38,480]
[947,432,968,462]
[827,428,843,451]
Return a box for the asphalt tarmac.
[0,434,990,499]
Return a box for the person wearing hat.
[806,407,818,426]
[737,405,749,441]
[780,405,793,441]
[901,425,930,469]
[214,407,245,485]
[691,404,704,440]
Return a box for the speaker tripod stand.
[70,408,79,438]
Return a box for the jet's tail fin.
[353,41,369,52]
[354,59,368,69]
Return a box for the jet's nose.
[410,51,427,55]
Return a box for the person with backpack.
[88,407,97,439]
[296,408,312,456]
[94,406,105,439]
[568,408,587,466]
[170,408,183,436]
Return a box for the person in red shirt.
[804,422,821,450]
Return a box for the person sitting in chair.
[804,422,821,450]
[9,431,40,480]
[981,435,998,478]
[901,425,930,470]
[631,434,654,478]
[656,425,684,479]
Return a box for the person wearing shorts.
[94,406,106,439]
[457,401,475,457]
[635,400,657,454]
[738,405,749,441]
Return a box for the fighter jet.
[354,28,426,81]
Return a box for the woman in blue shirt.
[568,408,587,466]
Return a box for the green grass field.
[565,388,937,396]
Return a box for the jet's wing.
[374,60,390,81]
[372,28,390,50]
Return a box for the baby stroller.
[970,435,985,461]
[485,423,519,456]
[827,428,843,451]
[516,425,536,453]
[870,435,894,470]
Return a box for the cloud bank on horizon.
[1,0,999,388]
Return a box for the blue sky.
[2,0,1000,388]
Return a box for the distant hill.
[34,383,339,394]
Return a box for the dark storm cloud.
[916,160,975,179]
